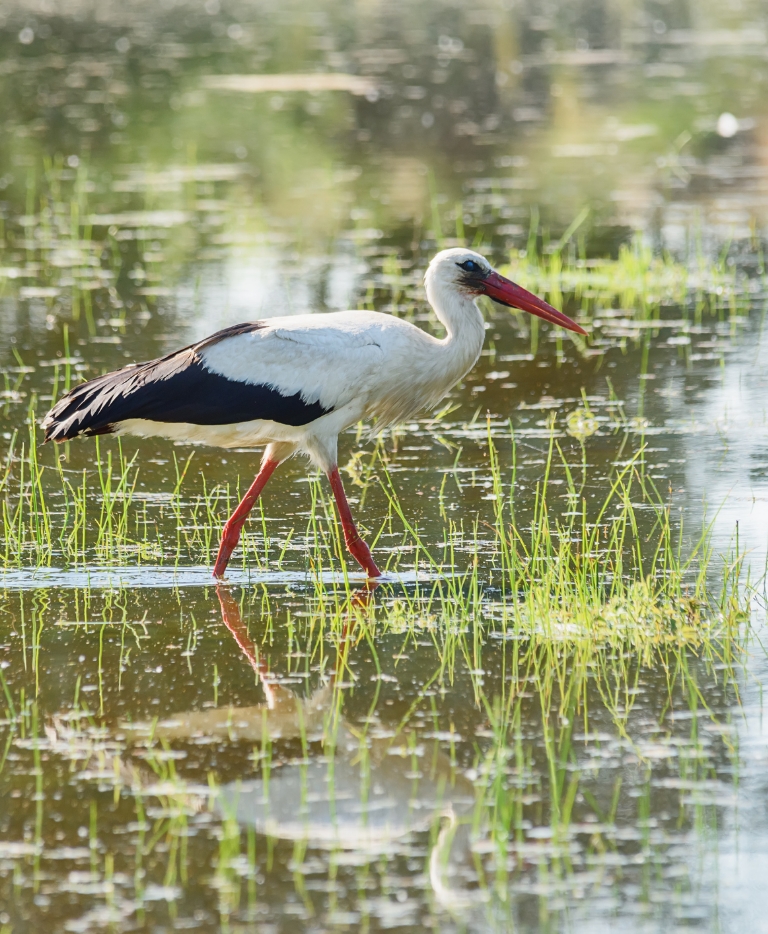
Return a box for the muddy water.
[1,2,768,931]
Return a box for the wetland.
[1,1,768,931]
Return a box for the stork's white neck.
[425,274,486,369]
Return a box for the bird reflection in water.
[155,585,481,909]
[48,584,490,914]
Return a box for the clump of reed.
[498,208,752,329]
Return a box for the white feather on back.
[200,310,441,420]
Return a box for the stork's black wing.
[41,323,330,442]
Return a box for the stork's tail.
[41,364,144,442]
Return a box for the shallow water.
[1,1,768,932]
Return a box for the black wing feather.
[42,323,330,442]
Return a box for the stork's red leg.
[213,458,279,578]
[327,466,382,578]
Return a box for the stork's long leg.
[213,457,280,578]
[327,466,382,578]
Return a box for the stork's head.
[425,248,587,335]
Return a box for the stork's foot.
[213,521,242,578]
[345,530,381,578]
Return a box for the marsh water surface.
[1,2,768,931]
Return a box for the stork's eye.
[457,259,485,274]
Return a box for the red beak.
[482,271,587,336]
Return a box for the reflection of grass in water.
[0,158,215,338]
[494,664,731,916]
[6,160,116,335]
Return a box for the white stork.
[42,248,586,579]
